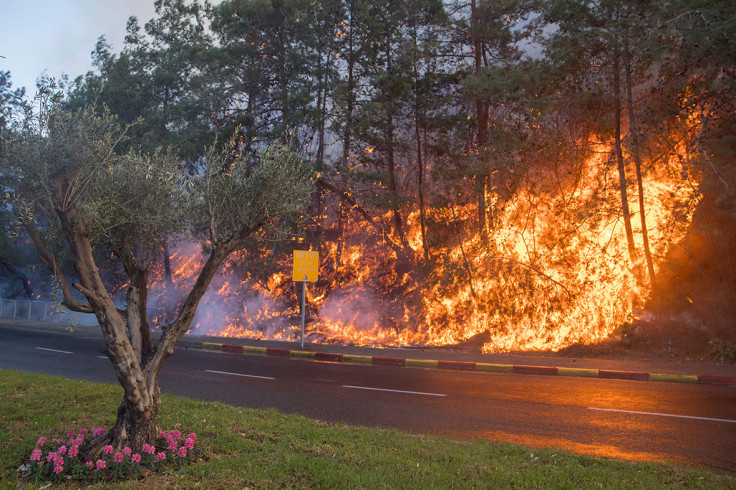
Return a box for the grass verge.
[1,369,733,489]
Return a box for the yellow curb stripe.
[475,362,513,373]
[290,350,316,359]
[201,342,222,351]
[557,367,599,378]
[649,373,699,383]
[405,358,439,369]
[242,345,267,355]
[342,354,373,364]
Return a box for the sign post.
[293,250,318,349]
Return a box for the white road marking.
[588,407,736,424]
[343,385,446,397]
[35,347,72,354]
[205,369,275,380]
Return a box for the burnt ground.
[445,318,736,366]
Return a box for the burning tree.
[1,99,314,455]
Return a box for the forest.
[2,0,735,355]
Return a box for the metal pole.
[300,281,306,349]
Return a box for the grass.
[1,369,734,489]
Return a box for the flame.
[133,135,698,352]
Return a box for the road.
[1,324,735,472]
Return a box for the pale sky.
[0,0,157,96]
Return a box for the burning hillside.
[129,133,714,355]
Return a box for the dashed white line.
[588,407,736,424]
[35,347,73,354]
[343,385,446,397]
[205,369,275,380]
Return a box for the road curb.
[186,341,736,386]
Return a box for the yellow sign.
[293,250,319,282]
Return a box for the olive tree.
[2,103,314,456]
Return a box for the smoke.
[136,241,298,340]
[318,287,385,331]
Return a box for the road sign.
[293,250,318,282]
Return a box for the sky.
[0,0,157,96]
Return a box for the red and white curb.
[198,342,736,386]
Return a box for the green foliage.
[195,133,316,244]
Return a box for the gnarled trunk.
[87,383,161,459]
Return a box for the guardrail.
[0,298,165,326]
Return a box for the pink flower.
[36,437,47,447]
[58,445,67,455]
[74,436,84,446]
[103,445,114,455]
[78,428,88,436]
[184,438,195,449]
[54,464,64,475]
[122,447,132,456]
[168,440,178,451]
[165,429,181,444]
[188,432,196,442]
[113,452,124,463]
[177,447,187,458]
[67,429,76,438]
[30,449,42,461]
[159,430,166,438]
[156,452,166,461]
[92,427,105,437]
[131,453,141,463]
[68,445,79,458]
[85,461,94,469]
[96,459,106,470]
[47,452,57,462]
[142,443,155,454]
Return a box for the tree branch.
[23,222,94,313]
[317,178,408,260]
[487,255,573,298]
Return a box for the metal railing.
[0,298,165,326]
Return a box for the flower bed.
[18,427,197,484]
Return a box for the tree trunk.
[471,0,490,239]
[335,4,355,270]
[413,27,430,265]
[416,116,429,265]
[624,46,656,287]
[126,283,143,363]
[384,40,408,252]
[120,246,154,363]
[163,238,174,289]
[87,385,160,458]
[613,50,637,264]
[335,199,346,268]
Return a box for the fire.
[137,136,698,353]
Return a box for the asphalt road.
[2,324,735,472]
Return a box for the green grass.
[1,369,733,489]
